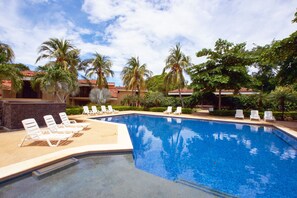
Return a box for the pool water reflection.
[95,114,297,198]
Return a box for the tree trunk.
[281,98,285,121]
[218,89,222,110]
[178,87,184,107]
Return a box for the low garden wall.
[0,100,66,130]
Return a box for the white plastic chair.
[163,106,172,114]
[101,106,112,114]
[82,106,94,115]
[264,111,276,122]
[91,106,102,115]
[235,109,244,119]
[250,110,260,121]
[174,107,182,115]
[108,105,119,113]
[59,112,90,129]
[20,118,72,147]
[44,115,83,134]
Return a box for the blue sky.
[0,0,296,85]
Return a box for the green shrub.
[112,106,145,111]
[66,107,83,115]
[149,107,167,112]
[182,108,193,114]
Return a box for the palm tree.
[121,57,152,97]
[269,86,297,120]
[0,42,15,63]
[80,52,114,89]
[0,42,23,92]
[163,43,191,107]
[36,38,80,73]
[31,64,77,103]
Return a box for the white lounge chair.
[174,107,182,115]
[59,112,90,129]
[250,110,260,121]
[235,109,244,119]
[91,106,102,115]
[82,106,94,115]
[163,106,172,114]
[20,118,72,147]
[44,115,83,134]
[264,111,276,122]
[108,105,119,113]
[101,106,112,114]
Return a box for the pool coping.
[0,121,133,182]
[0,111,296,183]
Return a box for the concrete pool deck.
[0,111,296,182]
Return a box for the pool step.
[176,179,238,198]
[32,158,79,179]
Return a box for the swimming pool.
[96,114,297,198]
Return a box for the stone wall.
[0,100,66,130]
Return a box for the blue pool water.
[95,114,297,198]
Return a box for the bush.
[181,108,193,114]
[66,107,83,115]
[149,107,167,112]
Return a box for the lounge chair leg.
[18,136,28,147]
[47,139,59,147]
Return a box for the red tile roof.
[21,70,37,77]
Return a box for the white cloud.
[0,0,296,85]
[82,0,297,75]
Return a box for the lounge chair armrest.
[69,120,77,124]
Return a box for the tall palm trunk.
[218,89,222,110]
[178,87,184,107]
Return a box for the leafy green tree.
[269,86,297,120]
[0,42,15,63]
[146,73,178,93]
[121,56,152,97]
[0,42,23,92]
[80,52,114,89]
[188,39,252,110]
[163,43,191,107]
[36,38,80,73]
[31,64,78,103]
[267,31,297,85]
[250,45,277,92]
[143,91,165,108]
[0,64,23,92]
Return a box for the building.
[1,70,147,105]
[168,88,259,96]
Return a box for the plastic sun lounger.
[44,115,83,134]
[20,118,72,147]
[235,109,244,119]
[174,107,182,115]
[82,106,95,115]
[108,105,119,114]
[101,106,112,114]
[264,111,276,122]
[91,106,102,115]
[250,110,261,121]
[163,106,172,114]
[59,112,90,129]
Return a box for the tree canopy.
[188,39,252,110]
[122,56,152,96]
[163,43,191,107]
[80,52,114,89]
